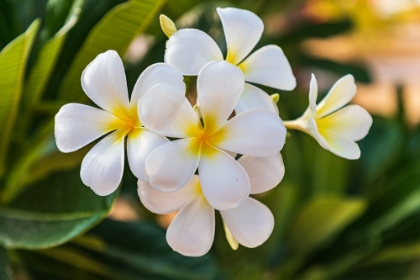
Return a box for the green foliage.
[0,19,39,177]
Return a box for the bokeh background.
[1,0,420,279]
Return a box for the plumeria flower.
[138,60,286,210]
[283,74,373,160]
[54,50,185,195]
[138,154,284,256]
[162,7,296,114]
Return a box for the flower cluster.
[54,7,372,257]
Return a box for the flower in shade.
[283,74,373,159]
[54,50,185,195]
[162,7,296,114]
[138,154,284,256]
[139,60,286,210]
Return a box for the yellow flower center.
[187,117,226,157]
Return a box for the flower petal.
[127,128,169,181]
[138,176,200,214]
[130,63,185,117]
[221,197,274,248]
[239,45,296,90]
[316,74,357,118]
[197,60,244,130]
[199,146,250,210]
[216,108,286,157]
[319,129,361,160]
[309,73,318,115]
[167,195,215,257]
[55,103,123,153]
[165,29,223,75]
[146,138,200,192]
[317,105,373,141]
[80,130,125,196]
[217,7,263,65]
[238,154,284,194]
[81,50,130,118]
[139,84,199,138]
[235,83,279,114]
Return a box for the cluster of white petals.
[54,6,373,257]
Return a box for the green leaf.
[77,219,219,280]
[0,168,116,249]
[23,0,83,107]
[0,19,39,177]
[288,196,367,257]
[58,0,166,102]
[17,220,219,279]
[365,240,420,266]
[0,246,10,280]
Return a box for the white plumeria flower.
[138,60,286,210]
[54,50,185,195]
[138,154,284,257]
[283,74,373,160]
[163,7,296,114]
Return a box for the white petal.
[55,103,123,153]
[238,154,284,194]
[146,138,200,192]
[127,128,169,181]
[239,45,296,90]
[130,63,185,116]
[317,105,373,141]
[319,129,361,160]
[81,50,130,118]
[216,109,286,157]
[309,73,318,115]
[80,130,125,196]
[139,84,199,138]
[167,195,215,257]
[301,117,330,150]
[235,83,279,114]
[199,146,250,210]
[221,197,274,248]
[316,74,357,118]
[217,7,263,65]
[197,61,244,131]
[138,176,200,214]
[165,29,223,75]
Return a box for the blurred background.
[1,0,420,279]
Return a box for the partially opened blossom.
[139,60,286,210]
[55,50,185,195]
[283,74,373,160]
[138,154,283,256]
[162,7,296,114]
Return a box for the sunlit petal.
[317,105,373,141]
[217,7,263,65]
[80,130,125,196]
[221,197,274,248]
[238,154,284,194]
[235,83,279,114]
[316,74,357,118]
[167,195,215,257]
[319,129,361,160]
[197,61,244,131]
[216,109,286,157]
[130,63,185,116]
[138,176,200,214]
[81,50,129,117]
[127,128,169,181]
[139,84,199,138]
[199,146,250,210]
[55,103,123,153]
[146,138,200,192]
[165,29,223,75]
[239,45,295,90]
